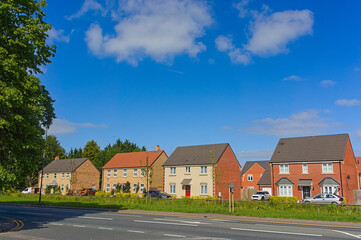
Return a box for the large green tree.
[0,0,56,189]
[44,135,65,165]
[83,140,100,163]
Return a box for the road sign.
[228,182,234,188]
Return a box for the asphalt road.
[0,204,360,239]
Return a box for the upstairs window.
[247,174,253,181]
[140,169,145,177]
[107,170,111,177]
[66,172,69,178]
[113,169,117,177]
[123,169,127,177]
[54,173,57,179]
[185,166,191,174]
[302,164,308,174]
[322,163,333,173]
[62,173,65,178]
[279,164,289,174]
[133,169,138,177]
[46,174,49,179]
[200,166,207,174]
[170,167,176,175]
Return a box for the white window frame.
[140,183,145,193]
[123,169,127,177]
[62,173,64,178]
[113,169,117,177]
[170,184,176,194]
[278,185,293,197]
[170,167,176,175]
[200,184,208,195]
[279,164,289,174]
[140,169,145,177]
[46,173,49,179]
[132,183,137,193]
[61,184,64,191]
[200,166,207,174]
[112,183,116,190]
[54,173,57,179]
[106,184,110,192]
[247,174,253,181]
[107,170,111,177]
[302,163,308,174]
[66,172,69,178]
[322,163,333,173]
[185,166,190,174]
[322,186,338,194]
[133,169,138,177]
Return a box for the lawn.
[1,193,360,222]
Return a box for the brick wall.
[72,159,100,193]
[215,145,242,200]
[341,138,359,204]
[150,152,168,190]
[241,163,266,190]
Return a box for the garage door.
[262,187,272,195]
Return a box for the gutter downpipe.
[339,161,344,197]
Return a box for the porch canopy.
[318,177,340,186]
[298,179,312,186]
[48,181,58,186]
[275,177,294,185]
[181,179,192,185]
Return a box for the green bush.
[45,186,52,195]
[269,196,298,203]
[54,186,61,195]
[95,191,111,197]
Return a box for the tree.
[0,0,56,189]
[66,148,83,159]
[83,140,100,162]
[44,135,65,165]
[141,155,153,193]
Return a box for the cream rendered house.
[163,143,242,200]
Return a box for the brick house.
[102,146,168,194]
[241,160,271,193]
[270,134,359,204]
[39,157,100,195]
[357,157,361,189]
[163,143,241,200]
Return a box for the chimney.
[155,145,160,152]
[55,156,60,160]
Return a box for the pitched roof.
[43,158,88,173]
[241,160,269,175]
[257,169,271,186]
[103,150,165,169]
[356,157,361,173]
[163,143,229,166]
[270,134,349,163]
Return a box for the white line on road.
[134,220,197,227]
[77,216,113,220]
[50,223,64,226]
[127,230,145,233]
[73,225,86,228]
[164,234,186,238]
[255,223,331,231]
[19,212,52,216]
[231,227,322,237]
[154,218,211,224]
[333,230,361,239]
[98,227,113,230]
[208,219,232,222]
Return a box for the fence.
[240,188,257,201]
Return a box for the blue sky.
[41,0,361,166]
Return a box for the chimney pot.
[55,156,60,160]
[155,145,160,151]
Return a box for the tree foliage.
[0,0,56,189]
[44,135,65,166]
[83,139,100,162]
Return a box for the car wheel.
[331,202,338,205]
[261,196,264,201]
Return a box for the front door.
[185,185,191,197]
[302,186,311,199]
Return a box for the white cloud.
[85,0,213,66]
[320,80,336,87]
[237,149,274,159]
[250,110,338,136]
[216,5,313,64]
[47,28,71,44]
[215,35,251,65]
[335,99,361,107]
[47,118,107,135]
[245,10,313,56]
[66,0,105,20]
[282,75,302,81]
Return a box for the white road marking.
[164,234,186,238]
[231,227,322,237]
[134,220,197,227]
[255,223,330,231]
[333,230,361,239]
[127,230,145,233]
[50,223,64,226]
[98,227,113,230]
[32,221,43,224]
[19,212,52,216]
[208,219,232,222]
[73,225,86,228]
[153,218,211,224]
[77,216,113,220]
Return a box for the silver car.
[251,191,270,201]
[302,193,344,205]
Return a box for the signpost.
[228,183,235,213]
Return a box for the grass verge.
[0,194,360,222]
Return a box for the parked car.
[80,188,96,196]
[251,191,270,201]
[144,190,172,199]
[302,193,344,205]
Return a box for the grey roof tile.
[43,158,88,173]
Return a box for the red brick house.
[270,134,359,204]
[356,157,361,189]
[163,143,241,200]
[241,161,271,194]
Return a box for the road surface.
[0,204,360,239]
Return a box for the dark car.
[144,190,172,199]
[80,188,96,196]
